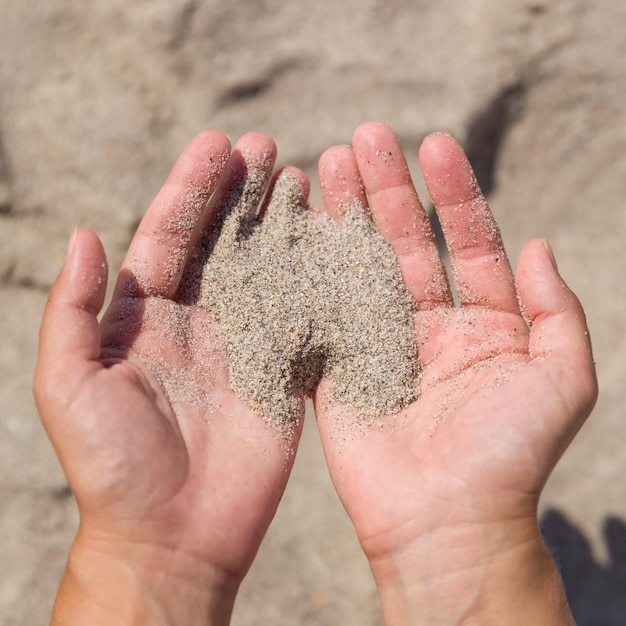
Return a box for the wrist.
[51,531,240,626]
[366,518,573,625]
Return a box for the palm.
[319,308,543,546]
[35,130,304,578]
[314,122,595,560]
[98,301,281,559]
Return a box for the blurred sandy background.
[1,1,625,624]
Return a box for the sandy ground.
[1,1,625,623]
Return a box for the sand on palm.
[178,155,420,435]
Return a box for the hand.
[34,130,306,625]
[314,121,597,624]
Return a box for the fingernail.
[66,228,79,262]
[543,239,559,272]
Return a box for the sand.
[177,153,420,435]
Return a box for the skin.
[33,121,597,625]
[34,130,309,625]
[314,121,597,624]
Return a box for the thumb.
[34,228,109,415]
[515,238,598,419]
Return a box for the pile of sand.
[176,153,419,436]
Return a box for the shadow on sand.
[541,509,626,625]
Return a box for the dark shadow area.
[463,81,526,197]
[0,130,12,214]
[541,509,626,625]
[215,58,302,107]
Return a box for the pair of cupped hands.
[34,121,596,625]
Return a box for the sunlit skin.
[33,122,597,625]
[34,130,310,625]
[315,122,596,624]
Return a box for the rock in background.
[1,1,625,623]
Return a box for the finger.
[351,121,452,307]
[173,132,278,306]
[114,129,232,300]
[420,132,518,312]
[202,131,277,247]
[516,239,598,419]
[318,144,367,221]
[34,229,108,413]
